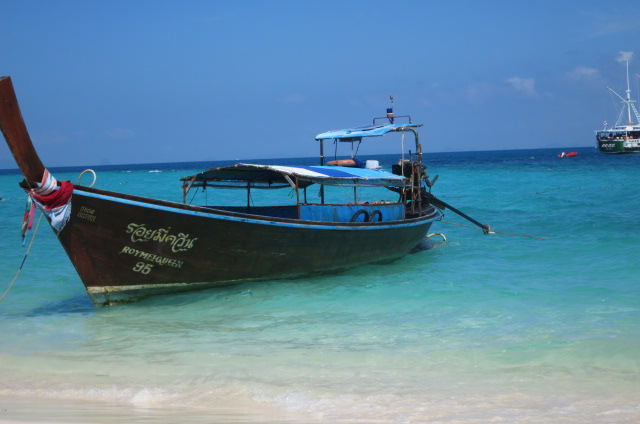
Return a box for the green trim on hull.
[597,140,640,154]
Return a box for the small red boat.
[557,151,578,158]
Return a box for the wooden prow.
[0,76,45,183]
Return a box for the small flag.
[386,107,394,123]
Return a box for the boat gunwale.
[73,185,442,229]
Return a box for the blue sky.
[2,0,640,168]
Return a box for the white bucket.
[365,160,380,169]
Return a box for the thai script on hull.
[126,223,198,252]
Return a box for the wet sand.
[0,395,318,424]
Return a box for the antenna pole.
[626,59,633,124]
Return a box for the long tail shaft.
[425,192,491,234]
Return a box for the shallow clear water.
[0,147,638,423]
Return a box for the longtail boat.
[0,77,467,306]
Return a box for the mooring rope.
[426,232,447,242]
[0,212,44,304]
[440,220,547,240]
[1,166,70,303]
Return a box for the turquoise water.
[0,147,638,423]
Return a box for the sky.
[2,0,640,168]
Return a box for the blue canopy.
[181,163,408,188]
[315,123,422,141]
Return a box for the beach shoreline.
[2,387,640,424]
[0,394,316,424]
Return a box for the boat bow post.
[0,77,46,184]
[1,77,75,234]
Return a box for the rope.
[0,212,44,304]
[188,186,200,205]
[77,169,97,187]
[426,232,447,242]
[439,220,547,240]
[2,166,59,303]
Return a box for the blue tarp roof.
[181,163,408,188]
[315,123,422,141]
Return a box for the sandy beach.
[0,395,316,424]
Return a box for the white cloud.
[567,65,600,80]
[582,11,640,39]
[506,77,538,98]
[617,51,633,63]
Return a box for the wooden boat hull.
[60,186,439,305]
[1,76,444,306]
